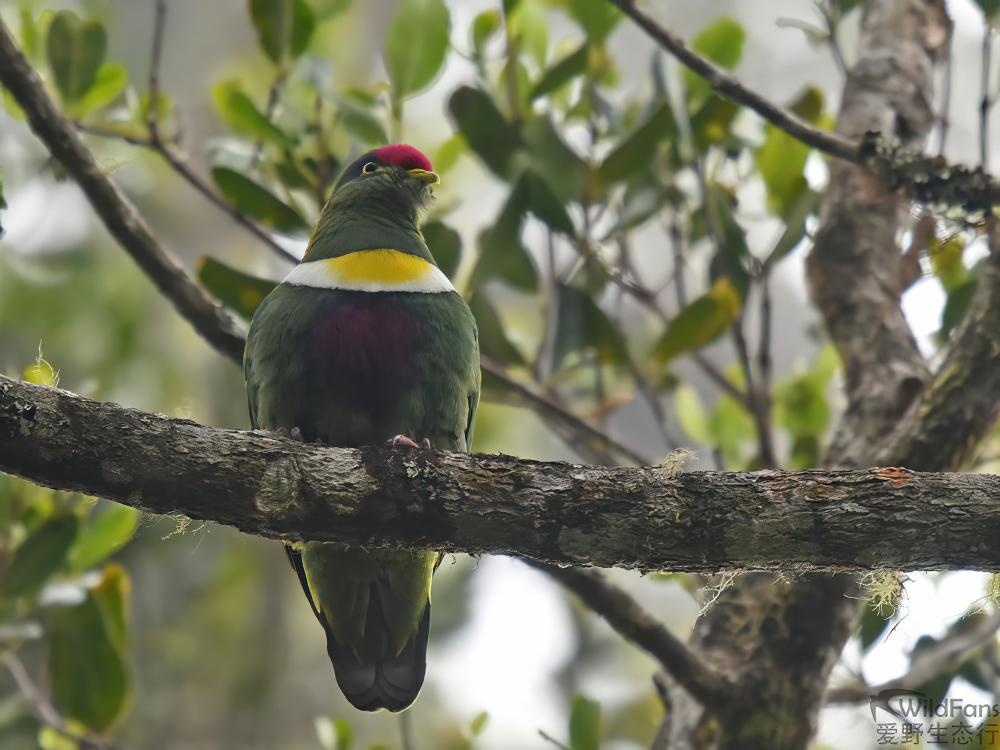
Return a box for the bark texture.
[661,2,956,748]
[2,375,999,572]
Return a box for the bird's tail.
[325,601,431,712]
[285,544,435,712]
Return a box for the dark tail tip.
[326,604,431,712]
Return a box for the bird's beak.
[408,168,440,185]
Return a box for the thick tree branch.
[610,0,998,212]
[3,375,1000,573]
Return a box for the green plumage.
[244,148,479,711]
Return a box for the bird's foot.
[388,434,423,449]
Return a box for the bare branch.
[3,375,1000,573]
[825,610,1000,703]
[531,562,735,706]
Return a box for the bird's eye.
[362,162,378,175]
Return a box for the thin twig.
[937,42,952,156]
[145,0,167,141]
[532,562,734,707]
[980,23,993,169]
[5,652,120,750]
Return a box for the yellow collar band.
[283,249,455,294]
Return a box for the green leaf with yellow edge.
[422,220,462,279]
[211,167,309,236]
[4,515,78,599]
[566,0,621,42]
[448,86,523,179]
[599,101,676,184]
[197,256,279,320]
[248,0,315,63]
[569,694,601,750]
[552,284,627,370]
[47,565,131,732]
[384,0,451,102]
[212,80,290,146]
[653,277,742,363]
[46,11,107,104]
[468,293,526,366]
[68,502,139,573]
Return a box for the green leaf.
[68,503,139,572]
[689,95,740,151]
[46,11,107,104]
[470,711,489,738]
[448,86,522,179]
[929,236,967,292]
[674,384,712,444]
[197,256,279,320]
[521,169,574,235]
[690,17,745,68]
[422,221,462,279]
[47,566,131,731]
[568,694,601,750]
[248,0,315,63]
[566,0,621,42]
[509,0,548,66]
[531,43,589,101]
[211,167,309,236]
[757,88,823,216]
[653,277,742,363]
[4,515,78,599]
[471,9,502,61]
[766,189,820,266]
[468,293,525,366]
[599,102,676,184]
[336,96,389,146]
[290,0,316,57]
[75,62,127,116]
[684,17,745,104]
[552,284,627,370]
[706,183,752,295]
[709,392,754,467]
[384,0,451,102]
[471,178,538,291]
[212,80,290,146]
[522,117,588,203]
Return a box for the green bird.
[244,144,480,711]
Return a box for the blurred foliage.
[1,0,999,748]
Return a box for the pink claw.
[389,434,420,448]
